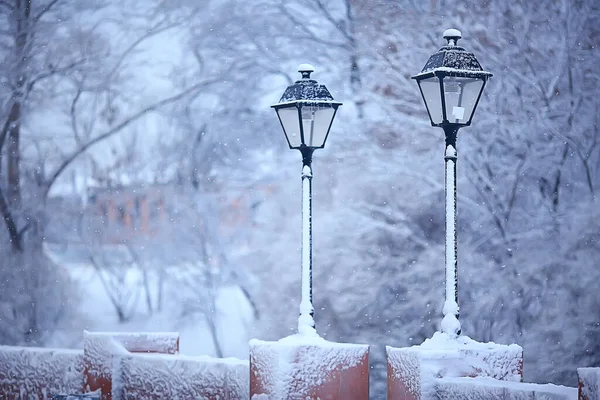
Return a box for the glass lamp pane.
[301,105,335,147]
[418,77,443,124]
[277,107,301,148]
[460,79,485,123]
[443,77,484,124]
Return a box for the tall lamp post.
[272,64,342,335]
[412,29,492,337]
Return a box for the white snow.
[43,257,254,360]
[52,389,101,399]
[84,331,179,354]
[388,332,524,400]
[298,63,315,73]
[443,29,462,39]
[434,377,577,399]
[578,367,600,400]
[250,335,368,398]
[273,333,365,348]
[302,164,313,179]
[274,99,343,107]
[0,346,84,397]
[299,164,316,336]
[413,67,493,78]
[443,146,460,336]
[418,331,521,353]
[112,352,248,400]
[388,346,421,398]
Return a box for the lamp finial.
[443,28,462,46]
[298,63,315,79]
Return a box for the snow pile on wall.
[112,353,249,400]
[578,367,600,400]
[417,332,523,380]
[0,345,84,398]
[84,331,179,354]
[250,334,369,399]
[52,389,101,399]
[432,377,577,399]
[387,332,523,400]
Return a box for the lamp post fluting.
[272,64,342,335]
[412,29,492,337]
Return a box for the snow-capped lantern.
[272,64,342,152]
[412,29,492,127]
[270,65,342,334]
[412,30,493,338]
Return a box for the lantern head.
[413,29,492,128]
[272,64,342,149]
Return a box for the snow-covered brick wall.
[111,353,248,400]
[250,334,369,399]
[0,345,84,399]
[578,368,600,400]
[387,332,523,400]
[432,377,577,399]
[83,331,179,400]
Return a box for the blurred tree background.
[0,0,598,397]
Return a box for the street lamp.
[272,64,342,335]
[412,29,492,337]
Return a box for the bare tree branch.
[315,0,354,43]
[104,9,199,85]
[0,185,22,252]
[34,0,59,22]
[26,58,88,94]
[0,1,14,11]
[0,105,13,155]
[70,87,83,144]
[43,76,224,199]
[278,3,348,49]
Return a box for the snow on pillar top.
[298,63,315,79]
[443,28,462,46]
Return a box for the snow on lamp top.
[443,28,462,46]
[272,63,342,150]
[413,29,492,78]
[298,63,315,79]
[274,63,341,104]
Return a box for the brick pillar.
[387,332,523,400]
[578,367,600,400]
[123,197,133,230]
[250,336,369,399]
[140,196,150,235]
[83,331,179,400]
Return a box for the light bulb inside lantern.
[444,78,465,122]
[301,106,316,146]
